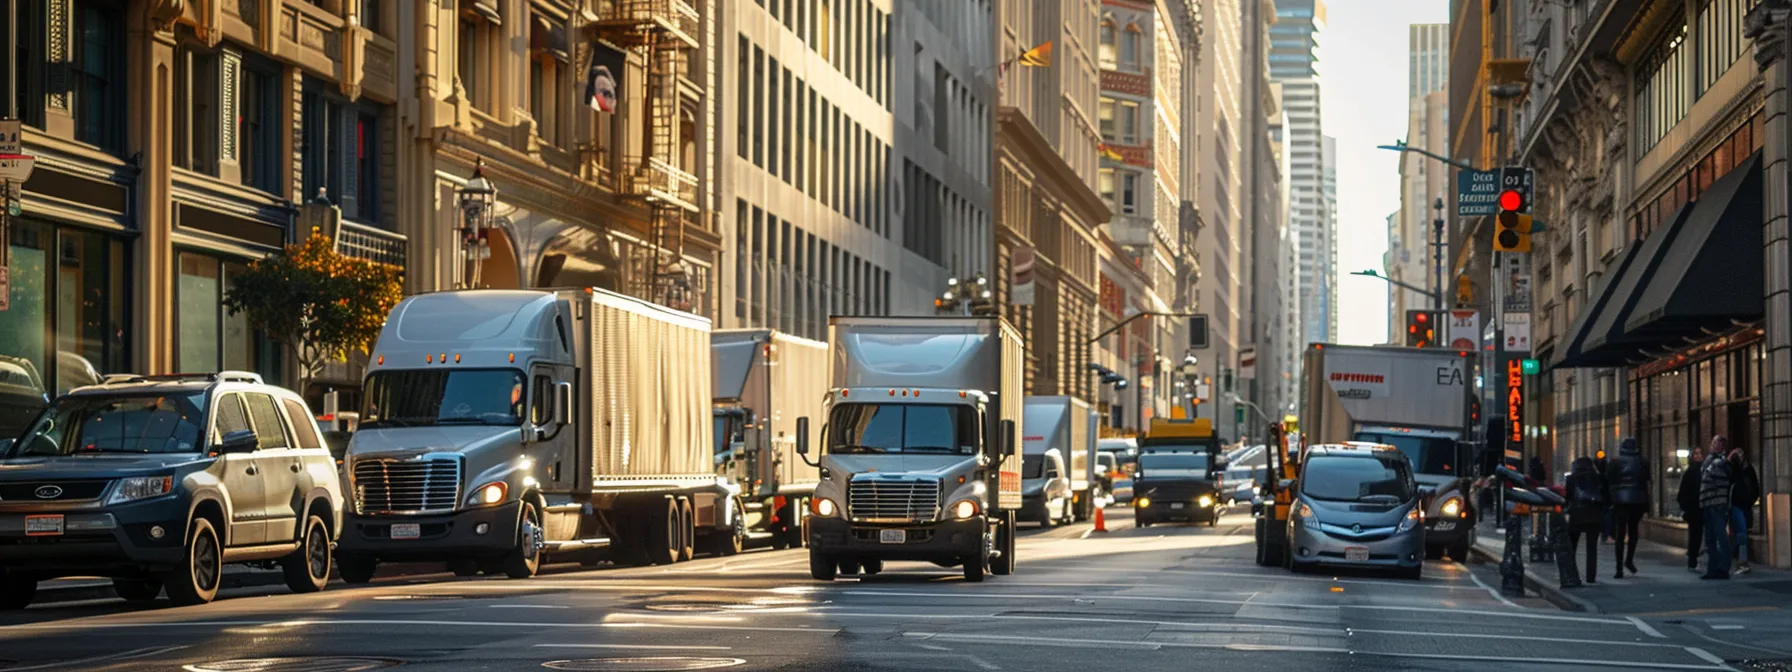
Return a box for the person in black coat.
[1564,456,1610,584]
[1606,437,1651,578]
[1730,447,1761,574]
[1677,445,1706,571]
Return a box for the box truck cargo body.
[797,316,1023,582]
[711,329,827,549]
[338,288,743,581]
[1021,396,1096,525]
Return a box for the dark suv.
[0,372,344,607]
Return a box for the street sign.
[1503,313,1531,352]
[1500,167,1534,214]
[1447,310,1480,351]
[1521,358,1541,375]
[1238,347,1257,380]
[1456,169,1500,216]
[0,155,35,183]
[1188,314,1210,350]
[0,120,21,154]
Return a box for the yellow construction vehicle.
[1255,422,1299,566]
[1131,417,1227,527]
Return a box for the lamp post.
[935,273,992,316]
[456,158,498,289]
[1350,268,1439,315]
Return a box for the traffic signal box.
[1405,310,1438,348]
[1494,188,1533,253]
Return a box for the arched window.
[1099,20,1117,69]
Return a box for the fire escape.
[590,0,702,310]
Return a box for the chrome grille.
[848,477,942,522]
[353,457,462,514]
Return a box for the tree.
[223,229,404,395]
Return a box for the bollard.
[1553,512,1581,588]
[1499,511,1526,596]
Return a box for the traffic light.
[1493,188,1533,253]
[1405,310,1438,348]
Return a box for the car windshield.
[713,415,732,455]
[9,392,209,456]
[828,403,979,455]
[1301,454,1417,503]
[1356,431,1457,476]
[360,369,526,429]
[1023,454,1046,478]
[1136,453,1211,479]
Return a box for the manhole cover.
[183,658,402,672]
[541,658,744,671]
[1732,660,1792,672]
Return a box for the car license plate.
[1433,521,1456,532]
[24,514,64,537]
[390,523,421,540]
[1345,547,1370,562]
[879,529,906,544]
[1170,502,1186,510]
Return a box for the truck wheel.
[808,552,837,581]
[676,498,695,563]
[112,578,161,602]
[338,553,378,584]
[448,558,482,577]
[710,505,746,556]
[785,498,808,549]
[500,500,543,579]
[610,498,650,567]
[281,515,332,593]
[1398,563,1424,580]
[838,560,861,576]
[645,496,679,566]
[962,554,986,582]
[992,511,1015,576]
[1425,546,1444,561]
[0,572,36,609]
[163,516,222,606]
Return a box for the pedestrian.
[1678,445,1707,572]
[1699,437,1734,580]
[1564,456,1610,584]
[1596,450,1614,544]
[1606,438,1650,578]
[1729,446,1761,575]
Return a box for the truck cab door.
[757,426,785,495]
[531,367,577,492]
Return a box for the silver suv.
[0,372,344,607]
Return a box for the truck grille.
[848,477,942,522]
[353,457,462,514]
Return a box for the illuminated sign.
[1507,359,1524,444]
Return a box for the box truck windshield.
[360,369,526,428]
[827,403,978,455]
[1355,431,1457,476]
[1137,453,1211,478]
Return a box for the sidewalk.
[1470,520,1789,616]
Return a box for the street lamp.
[935,273,993,316]
[456,158,498,288]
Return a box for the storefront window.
[0,220,130,440]
[1632,340,1763,519]
[177,251,282,385]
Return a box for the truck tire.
[646,496,679,566]
[281,514,333,593]
[992,511,1015,576]
[338,553,378,584]
[808,551,837,581]
[676,498,695,563]
[862,558,883,575]
[0,572,36,610]
[709,502,746,556]
[500,500,543,579]
[163,517,223,606]
[962,553,986,582]
[785,498,807,549]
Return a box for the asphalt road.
[0,508,1780,672]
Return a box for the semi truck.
[1300,343,1476,560]
[337,288,742,582]
[1020,396,1097,526]
[711,329,827,549]
[796,316,1023,582]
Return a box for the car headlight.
[1294,501,1313,521]
[951,499,980,519]
[109,476,175,504]
[1398,506,1421,532]
[1136,496,1152,508]
[812,497,839,517]
[1441,497,1463,518]
[467,482,508,507]
[1198,495,1214,508]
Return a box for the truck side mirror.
[1000,419,1016,458]
[553,382,573,426]
[795,417,810,455]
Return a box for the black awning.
[532,15,570,63]
[1575,201,1697,366]
[1548,243,1642,370]
[1623,151,1764,339]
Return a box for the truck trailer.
[337,288,742,581]
[797,316,1023,582]
[711,329,827,550]
[1020,396,1096,526]
[1300,343,1477,560]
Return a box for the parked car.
[1287,442,1425,579]
[0,372,344,607]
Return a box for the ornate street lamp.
[456,158,498,288]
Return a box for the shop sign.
[1448,310,1479,350]
[1506,358,1524,453]
[0,266,9,311]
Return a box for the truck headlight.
[109,476,174,504]
[812,497,839,517]
[1398,506,1421,533]
[1135,497,1151,509]
[1198,495,1214,508]
[1440,497,1462,518]
[467,482,507,507]
[950,500,980,520]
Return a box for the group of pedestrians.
[1561,435,1760,584]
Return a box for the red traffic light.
[1415,312,1430,323]
[1499,189,1523,211]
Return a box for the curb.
[1468,542,1601,614]
[35,570,290,605]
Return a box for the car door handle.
[246,464,259,475]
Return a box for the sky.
[1320,0,1451,345]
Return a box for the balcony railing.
[337,220,408,268]
[593,0,699,46]
[621,156,700,212]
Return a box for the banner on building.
[1502,313,1531,352]
[1238,347,1257,380]
[1448,310,1480,351]
[1011,244,1036,306]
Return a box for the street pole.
[6,0,15,119]
[1433,198,1446,312]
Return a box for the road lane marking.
[1345,628,1685,649]
[489,605,571,610]
[1347,650,1731,671]
[2,645,188,671]
[1466,567,1524,609]
[1679,622,1792,658]
[884,652,1000,670]
[1710,625,1745,630]
[838,589,1631,625]
[534,644,732,651]
[1684,647,1737,670]
[1627,616,1666,638]
[1038,561,1484,591]
[902,631,1346,654]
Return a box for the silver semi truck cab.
[711,329,827,550]
[797,316,1023,582]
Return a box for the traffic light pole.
[1433,199,1446,312]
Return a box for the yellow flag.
[1018,40,1053,67]
[1099,142,1124,161]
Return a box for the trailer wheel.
[710,503,746,556]
[808,551,837,581]
[645,496,679,566]
[676,498,695,563]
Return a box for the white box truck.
[796,316,1023,582]
[1301,343,1477,560]
[1021,396,1097,525]
[711,329,827,549]
[337,288,742,581]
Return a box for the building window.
[241,62,282,194]
[1099,168,1115,202]
[177,252,281,385]
[1696,0,1751,96]
[173,47,220,175]
[0,221,131,420]
[737,35,750,159]
[303,79,388,224]
[768,57,781,178]
[1120,26,1141,71]
[1117,101,1139,144]
[1634,17,1689,152]
[4,1,43,128]
[1099,99,1115,139]
[753,46,765,167]
[73,0,125,153]
[362,0,382,33]
[1120,172,1138,214]
[1099,20,1117,69]
[356,113,381,222]
[458,3,497,112]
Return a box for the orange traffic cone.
[1093,505,1108,533]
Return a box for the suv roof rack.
[98,371,265,385]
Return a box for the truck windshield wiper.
[902,446,959,453]
[835,444,887,453]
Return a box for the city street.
[0,509,1780,672]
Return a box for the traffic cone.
[1093,506,1108,533]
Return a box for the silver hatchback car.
[1287,443,1425,579]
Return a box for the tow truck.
[1131,416,1226,527]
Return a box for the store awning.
[1623,151,1764,340]
[1575,201,1697,366]
[1548,243,1642,370]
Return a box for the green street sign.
[1521,358,1540,375]
[1235,406,1245,425]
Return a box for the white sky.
[1320,0,1451,345]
